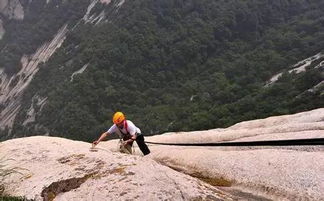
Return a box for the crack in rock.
[41,173,96,201]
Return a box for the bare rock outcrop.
[99,108,324,200]
[0,0,24,20]
[0,136,235,201]
[266,52,324,86]
[0,24,68,132]
[1,109,323,200]
[143,108,324,200]
[0,19,4,40]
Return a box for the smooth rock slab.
[0,136,234,201]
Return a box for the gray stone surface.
[0,136,234,201]
[101,108,324,200]
[143,108,324,200]
[0,19,4,40]
[0,0,24,20]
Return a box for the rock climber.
[93,112,151,155]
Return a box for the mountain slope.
[0,0,323,141]
[0,136,235,200]
[103,108,324,200]
[1,109,323,200]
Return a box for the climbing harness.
[117,120,136,154]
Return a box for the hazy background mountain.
[0,0,323,142]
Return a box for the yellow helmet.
[113,112,125,124]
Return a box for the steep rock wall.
[0,24,68,133]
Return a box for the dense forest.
[0,0,89,75]
[1,0,323,141]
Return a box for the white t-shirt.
[107,120,141,138]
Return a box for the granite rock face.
[143,108,324,200]
[99,108,324,200]
[0,19,4,40]
[0,136,235,201]
[0,0,24,20]
[1,109,323,200]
